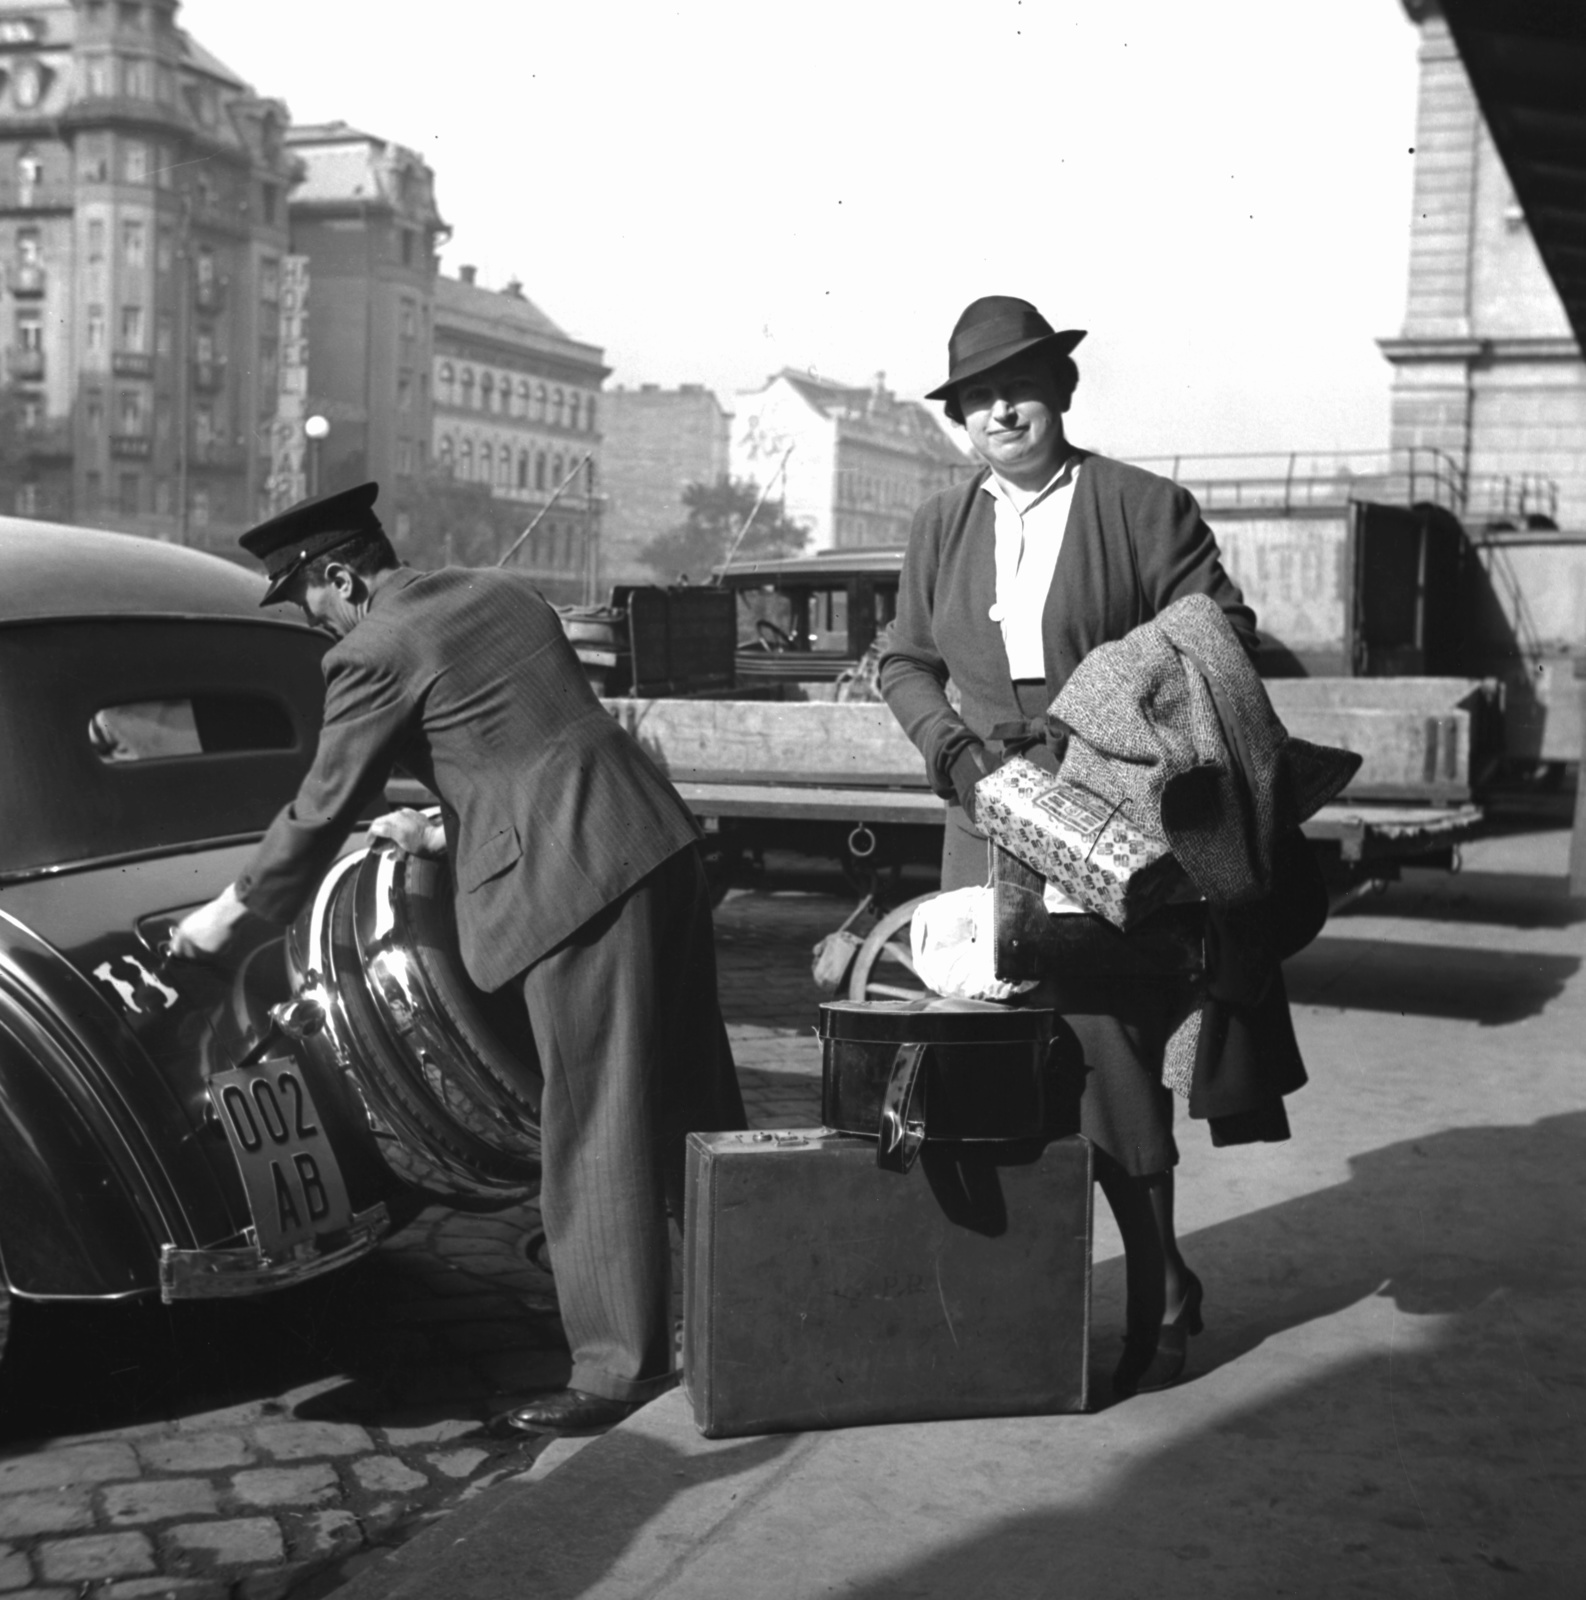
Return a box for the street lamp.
[304,414,329,499]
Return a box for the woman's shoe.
[1111,1270,1204,1400]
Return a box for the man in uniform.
[172,482,745,1432]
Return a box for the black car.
[0,517,536,1367]
[715,548,904,689]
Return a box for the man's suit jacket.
[879,451,1257,801]
[235,567,700,991]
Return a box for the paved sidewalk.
[335,833,1586,1599]
[0,879,846,1599]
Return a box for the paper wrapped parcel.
[974,755,1186,931]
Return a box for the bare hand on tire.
[368,807,446,856]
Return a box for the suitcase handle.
[877,1041,928,1175]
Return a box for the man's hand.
[367,807,446,857]
[169,884,251,962]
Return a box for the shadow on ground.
[0,1198,564,1443]
[1285,935,1580,1023]
[834,1110,1586,1599]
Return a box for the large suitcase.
[683,1129,1091,1437]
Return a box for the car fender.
[0,1001,170,1299]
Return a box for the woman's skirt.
[940,799,1185,1178]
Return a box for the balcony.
[6,346,44,379]
[22,418,72,460]
[9,263,44,296]
[112,350,154,378]
[110,432,152,460]
[0,181,76,212]
[191,440,246,470]
[193,276,228,313]
[192,358,226,392]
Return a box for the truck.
[567,450,1585,985]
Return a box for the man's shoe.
[483,1388,638,1437]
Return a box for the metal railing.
[1122,447,1472,515]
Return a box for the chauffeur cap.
[925,296,1086,402]
[239,482,383,605]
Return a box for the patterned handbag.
[975,756,1186,931]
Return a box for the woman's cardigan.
[878,451,1258,807]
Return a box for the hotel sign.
[267,256,312,511]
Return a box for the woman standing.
[880,295,1260,1398]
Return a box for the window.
[189,487,210,527]
[260,182,277,226]
[533,384,546,422]
[88,219,105,261]
[517,378,530,414]
[460,367,475,407]
[84,471,102,512]
[123,141,148,183]
[155,477,171,514]
[498,450,511,488]
[156,225,172,272]
[480,372,494,410]
[89,694,295,764]
[552,388,565,427]
[117,471,140,516]
[16,308,42,351]
[87,305,105,352]
[535,451,547,490]
[438,435,454,472]
[586,396,597,433]
[194,402,213,448]
[17,227,41,267]
[85,58,110,97]
[17,149,44,188]
[400,297,416,339]
[86,395,104,434]
[517,451,528,489]
[118,388,142,431]
[397,372,412,411]
[119,305,144,349]
[396,439,413,476]
[155,311,172,356]
[459,440,473,477]
[122,219,145,267]
[438,362,454,405]
[480,442,493,482]
[569,393,581,431]
[401,229,414,267]
[552,453,564,484]
[195,246,215,294]
[124,58,151,97]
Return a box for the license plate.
[209,1057,355,1257]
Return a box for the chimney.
[503,277,525,299]
[459,264,477,285]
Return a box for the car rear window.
[90,695,296,763]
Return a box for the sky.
[177,0,1423,460]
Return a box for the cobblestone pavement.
[0,873,865,1600]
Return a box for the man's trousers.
[518,844,746,1402]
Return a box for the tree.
[639,476,808,584]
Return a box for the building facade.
[599,383,730,585]
[429,268,607,602]
[282,120,445,533]
[1383,1,1586,530]
[1,0,299,543]
[730,369,968,551]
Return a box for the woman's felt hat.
[925,296,1086,402]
